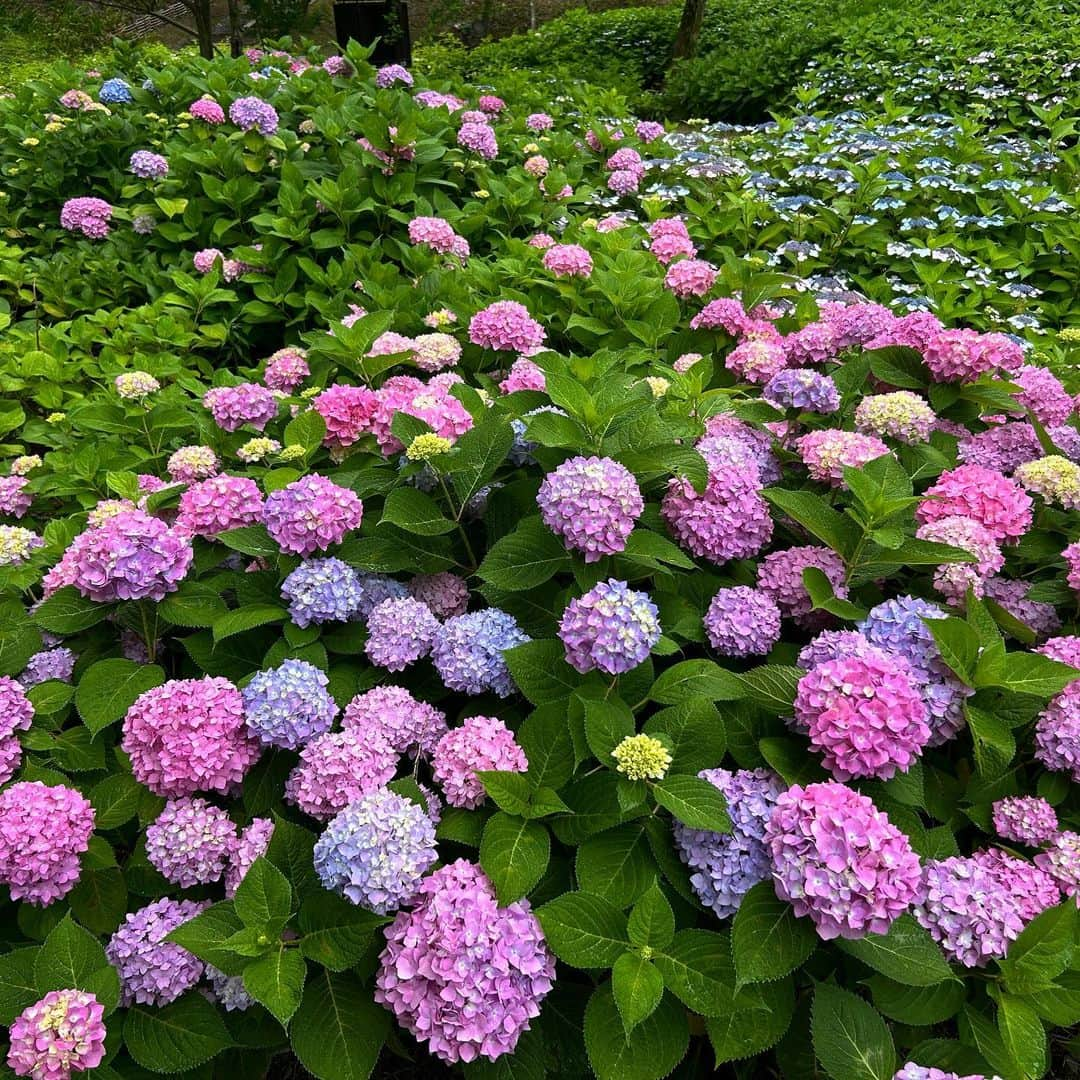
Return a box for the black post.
[334,2,412,66]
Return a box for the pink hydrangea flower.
[757,546,849,627]
[176,475,264,538]
[203,383,278,432]
[263,474,363,555]
[499,358,546,394]
[432,716,528,809]
[7,990,106,1080]
[796,429,891,486]
[923,328,1023,383]
[664,258,717,299]
[59,197,112,239]
[542,244,593,278]
[370,375,474,454]
[992,796,1058,845]
[263,346,309,391]
[313,384,379,449]
[190,96,225,123]
[916,464,1032,543]
[469,301,546,354]
[916,515,1004,601]
[285,728,397,821]
[0,476,31,518]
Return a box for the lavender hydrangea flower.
[106,898,208,1006]
[281,557,365,627]
[342,686,447,758]
[1035,681,1080,781]
[1034,832,1080,901]
[242,659,338,750]
[558,579,660,674]
[431,609,530,697]
[229,96,278,134]
[992,796,1058,845]
[129,150,168,179]
[365,597,440,671]
[674,768,785,918]
[285,729,397,821]
[314,788,438,912]
[145,797,238,887]
[704,586,781,656]
[205,967,254,1012]
[763,368,839,413]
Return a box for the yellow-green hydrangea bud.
[299,386,320,399]
[406,433,453,462]
[278,444,307,462]
[1059,328,1080,344]
[645,376,670,398]
[10,455,41,475]
[1015,455,1080,510]
[474,189,490,199]
[237,437,281,463]
[612,734,671,781]
[46,412,65,424]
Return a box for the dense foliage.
[0,31,1079,1080]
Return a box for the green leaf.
[707,976,796,1064]
[812,983,896,1080]
[576,825,654,906]
[868,977,967,1026]
[866,346,929,389]
[284,409,326,453]
[519,705,575,789]
[75,658,166,736]
[264,814,317,895]
[967,705,1016,780]
[731,881,818,984]
[379,487,456,536]
[835,915,955,986]
[611,953,664,1036]
[653,929,738,1016]
[642,700,725,775]
[584,985,688,1080]
[999,901,1076,994]
[627,883,675,951]
[995,652,1080,697]
[477,517,571,590]
[649,659,745,704]
[0,948,41,1025]
[290,970,389,1080]
[243,946,306,1026]
[537,892,629,968]
[32,587,110,634]
[213,604,287,643]
[125,993,233,1073]
[479,813,550,903]
[583,697,635,761]
[803,566,866,620]
[503,639,580,704]
[653,775,731,832]
[737,665,801,713]
[997,995,1048,1079]
[925,617,980,683]
[159,582,228,627]
[234,858,293,933]
[26,679,74,715]
[759,736,829,787]
[298,893,386,973]
[216,525,280,558]
[618,530,696,571]
[34,914,120,1014]
[450,416,515,508]
[762,488,859,558]
[164,902,247,977]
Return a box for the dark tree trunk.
[226,0,243,56]
[672,0,705,60]
[191,0,214,59]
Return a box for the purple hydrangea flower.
[203,384,278,432]
[145,797,238,887]
[285,730,397,821]
[0,675,34,735]
[1035,681,1080,781]
[342,686,447,758]
[558,579,660,674]
[106,898,208,1006]
[1034,831,1080,901]
[365,597,440,671]
[757,546,848,628]
[992,796,1058,845]
[314,788,438,912]
[763,368,839,413]
[431,609,530,697]
[129,150,168,179]
[797,630,874,671]
[282,557,365,627]
[408,573,469,619]
[703,586,781,657]
[229,96,278,134]
[225,817,273,898]
[242,659,338,750]
[263,475,363,555]
[674,768,785,918]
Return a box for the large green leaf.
[477,517,571,590]
[811,984,896,1080]
[243,946,306,1026]
[479,812,550,903]
[124,992,233,1073]
[653,929,739,1016]
[835,915,955,987]
[583,985,688,1080]
[75,658,166,735]
[652,775,731,832]
[537,892,629,968]
[34,914,120,1014]
[731,882,817,984]
[611,953,664,1036]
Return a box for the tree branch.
[85,0,198,38]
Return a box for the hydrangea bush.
[0,37,1076,1080]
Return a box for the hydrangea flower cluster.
[225,817,273,898]
[176,474,264,538]
[763,368,839,413]
[365,596,440,671]
[991,795,1058,845]
[854,391,935,443]
[469,301,545,354]
[408,572,469,618]
[558,579,660,674]
[611,734,671,780]
[115,371,160,399]
[242,659,338,749]
[129,150,168,179]
[342,685,448,758]
[1015,454,1080,509]
[203,384,278,432]
[1035,680,1080,781]
[106,899,207,1006]
[285,729,397,821]
[228,96,278,134]
[122,677,260,796]
[796,429,891,485]
[145,797,238,887]
[7,990,107,1080]
[59,197,112,238]
[0,782,95,905]
[18,647,75,689]
[167,444,218,482]
[675,768,785,918]
[1034,831,1080,900]
[314,788,438,912]
[431,609,530,696]
[704,586,782,656]
[263,474,363,555]
[375,861,555,1064]
[281,557,364,626]
[432,715,528,808]
[263,346,309,391]
[916,464,1032,543]
[765,782,921,939]
[0,476,31,518]
[757,546,849,626]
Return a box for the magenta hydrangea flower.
[923,328,1023,383]
[1037,634,1080,667]
[1066,541,1080,594]
[725,334,788,384]
[914,850,1060,967]
[703,586,782,656]
[190,96,225,123]
[457,121,497,159]
[408,572,469,618]
[766,782,921,940]
[365,597,440,671]
[526,112,553,131]
[263,346,309,391]
[756,546,849,627]
[370,375,473,454]
[819,301,897,348]
[408,216,459,254]
[312,384,378,449]
[1034,832,1080,902]
[559,579,660,675]
[1013,364,1073,426]
[7,990,106,1080]
[59,197,112,239]
[689,296,749,332]
[146,797,238,887]
[0,782,94,905]
[375,860,555,1064]
[916,464,1032,543]
[469,301,545,354]
[674,768,785,918]
[916,515,1003,601]
[664,258,717,299]
[992,796,1058,846]
[499,358,546,394]
[225,817,273,898]
[795,650,930,780]
[650,219,697,265]
[47,509,192,603]
[542,244,593,278]
[203,384,278,432]
[783,321,840,365]
[0,476,31,518]
[107,898,208,1006]
[242,659,338,750]
[192,248,223,274]
[0,675,34,738]
[537,455,642,561]
[797,429,891,486]
[122,677,260,797]
[342,685,448,759]
[314,788,438,913]
[175,474,263,538]
[285,729,397,821]
[431,609,530,697]
[263,474,363,555]
[701,414,781,484]
[432,716,528,809]
[1035,680,1080,781]
[229,96,278,134]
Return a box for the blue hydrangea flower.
[858,595,947,672]
[431,609,530,697]
[99,78,133,104]
[242,659,338,750]
[314,788,437,913]
[281,557,365,627]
